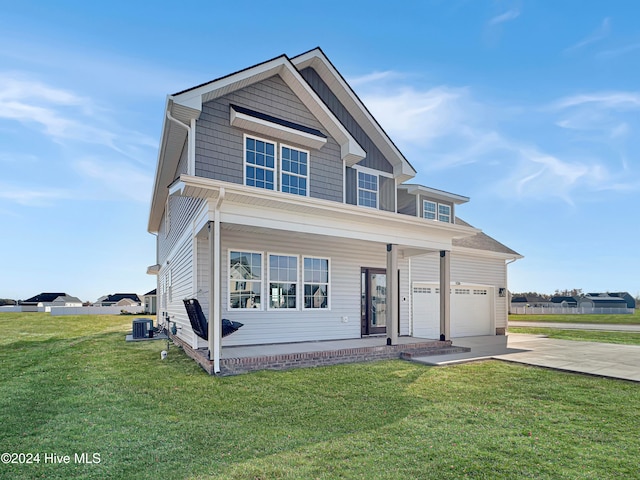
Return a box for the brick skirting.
[169,334,456,376]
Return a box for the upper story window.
[438,204,451,223]
[357,171,378,208]
[245,137,275,190]
[423,200,452,223]
[244,135,309,196]
[423,200,437,220]
[281,146,308,196]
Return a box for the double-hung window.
[438,204,451,223]
[423,200,452,223]
[281,145,308,196]
[357,171,378,208]
[229,251,262,309]
[303,257,329,309]
[244,135,309,196]
[268,254,298,309]
[423,200,437,220]
[245,137,275,190]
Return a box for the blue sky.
[1,0,638,301]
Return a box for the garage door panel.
[413,283,493,338]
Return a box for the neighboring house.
[96,293,142,307]
[51,295,83,307]
[143,289,157,314]
[147,48,522,373]
[550,296,578,308]
[21,292,82,312]
[609,292,636,309]
[511,294,550,309]
[22,292,68,307]
[579,293,629,310]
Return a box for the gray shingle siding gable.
[299,66,393,174]
[195,74,343,202]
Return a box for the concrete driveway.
[413,334,640,382]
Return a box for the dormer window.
[357,171,378,208]
[438,204,451,223]
[423,200,452,223]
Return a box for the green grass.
[1,313,639,479]
[509,327,640,345]
[509,309,640,325]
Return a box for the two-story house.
[147,48,522,374]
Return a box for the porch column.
[439,250,451,340]
[207,218,221,373]
[386,244,398,345]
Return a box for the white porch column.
[386,244,398,346]
[207,218,221,374]
[439,250,451,340]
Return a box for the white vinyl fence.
[511,306,634,315]
[50,306,146,316]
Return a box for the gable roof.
[149,48,425,233]
[23,292,68,303]
[149,51,373,233]
[53,295,83,303]
[101,293,141,303]
[291,47,417,183]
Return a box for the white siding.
[217,228,409,347]
[410,252,508,332]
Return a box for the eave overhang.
[291,48,418,183]
[398,184,470,205]
[169,175,479,253]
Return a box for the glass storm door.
[361,268,387,335]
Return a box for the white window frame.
[438,203,452,223]
[243,134,276,191]
[279,143,310,197]
[423,199,453,223]
[228,249,264,310]
[355,166,379,209]
[423,200,437,220]
[267,253,299,310]
[302,256,331,310]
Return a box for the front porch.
[170,334,470,376]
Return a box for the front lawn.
[509,309,640,325]
[1,313,639,479]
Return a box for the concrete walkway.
[509,321,640,332]
[412,334,640,382]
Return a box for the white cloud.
[0,71,157,159]
[0,183,73,207]
[552,92,640,110]
[74,158,153,203]
[598,42,640,59]
[565,17,611,53]
[488,9,521,26]
[355,73,640,204]
[361,84,474,146]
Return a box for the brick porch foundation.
[169,334,468,376]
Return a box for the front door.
[361,268,386,335]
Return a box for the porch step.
[400,346,471,360]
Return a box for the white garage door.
[412,283,494,338]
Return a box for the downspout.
[208,188,226,374]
